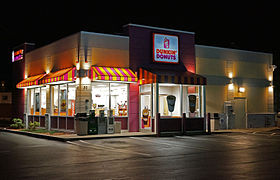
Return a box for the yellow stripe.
[106,68,117,81]
[68,70,72,81]
[93,67,101,76]
[114,68,124,77]
[167,75,172,83]
[174,76,178,83]
[99,67,109,80]
[114,68,125,81]
[121,68,131,81]
[128,69,136,78]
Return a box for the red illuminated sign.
[12,49,24,62]
[153,33,179,64]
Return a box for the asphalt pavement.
[1,131,280,179]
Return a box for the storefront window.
[51,84,76,116]
[92,82,128,117]
[110,83,128,116]
[182,85,204,117]
[52,86,59,115]
[159,84,181,117]
[140,84,152,129]
[68,83,76,116]
[41,87,47,115]
[92,82,109,116]
[29,89,34,115]
[60,84,67,116]
[34,88,40,115]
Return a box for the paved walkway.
[0,128,156,141]
[213,127,280,133]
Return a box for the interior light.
[268,76,272,81]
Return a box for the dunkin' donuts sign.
[153,33,179,63]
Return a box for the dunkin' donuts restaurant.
[13,24,206,135]
[15,24,272,135]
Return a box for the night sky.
[1,2,279,89]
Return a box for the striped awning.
[16,74,46,88]
[39,67,76,84]
[91,66,138,82]
[139,68,207,85]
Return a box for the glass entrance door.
[140,84,152,130]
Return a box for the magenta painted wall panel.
[126,25,196,74]
[128,83,139,132]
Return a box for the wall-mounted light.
[228,72,233,78]
[238,87,245,93]
[269,86,273,92]
[228,83,234,90]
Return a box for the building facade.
[196,45,275,129]
[14,24,274,134]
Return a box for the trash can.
[75,113,88,136]
[107,110,114,134]
[98,110,107,134]
[88,110,98,135]
[114,121,121,133]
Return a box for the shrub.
[29,121,40,130]
[10,118,25,129]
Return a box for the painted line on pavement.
[130,137,209,151]
[175,135,231,144]
[78,140,151,157]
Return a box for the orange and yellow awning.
[39,67,76,84]
[16,67,76,88]
[16,74,46,88]
[91,66,138,82]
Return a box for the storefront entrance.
[138,68,207,135]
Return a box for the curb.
[0,128,66,142]
[0,128,156,142]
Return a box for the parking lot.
[1,130,280,179]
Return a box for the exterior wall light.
[238,87,245,93]
[268,86,273,92]
[228,83,234,90]
[228,72,233,78]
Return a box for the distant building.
[0,81,12,122]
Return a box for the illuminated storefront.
[15,24,208,135]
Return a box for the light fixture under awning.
[91,66,138,82]
[16,74,46,88]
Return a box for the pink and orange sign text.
[153,33,179,63]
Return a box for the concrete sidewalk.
[0,128,156,142]
[213,127,280,134]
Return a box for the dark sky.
[1,2,279,86]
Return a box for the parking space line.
[130,137,209,151]
[78,140,151,157]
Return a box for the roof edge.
[125,24,195,35]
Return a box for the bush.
[29,121,40,130]
[10,118,25,129]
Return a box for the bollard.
[156,113,160,137]
[182,113,186,135]
[207,112,211,134]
